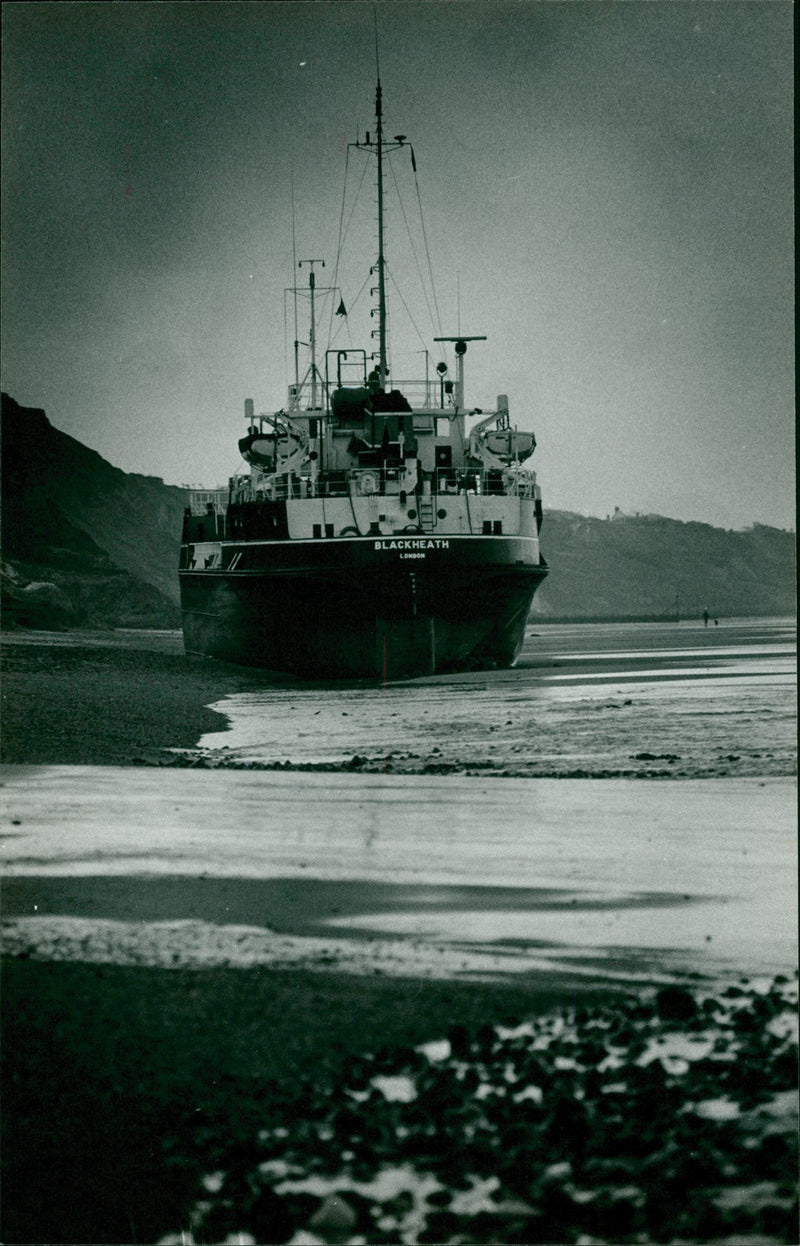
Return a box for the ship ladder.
[418,495,436,532]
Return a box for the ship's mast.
[298,258,325,408]
[375,81,388,388]
[352,81,409,391]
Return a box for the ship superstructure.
[180,83,548,679]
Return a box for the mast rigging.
[351,82,408,388]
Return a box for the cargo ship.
[180,82,548,679]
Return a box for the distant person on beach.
[703,607,710,627]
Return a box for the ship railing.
[235,466,534,502]
[432,467,536,498]
[290,377,450,413]
[185,489,229,516]
[384,379,450,410]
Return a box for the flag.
[335,298,347,317]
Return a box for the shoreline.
[2,624,795,777]
[2,625,797,1243]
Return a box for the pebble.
[308,1194,358,1234]
[164,978,798,1246]
[656,985,698,1021]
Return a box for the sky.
[1,1,794,530]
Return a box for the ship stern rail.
[184,489,229,516]
[228,464,539,503]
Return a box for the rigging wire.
[412,157,444,352]
[283,291,288,394]
[327,4,446,384]
[386,264,432,358]
[386,150,440,356]
[328,270,372,349]
[291,168,299,388]
[327,152,370,350]
[327,144,350,350]
[342,159,370,248]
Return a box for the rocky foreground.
[3,629,797,1243]
[160,979,798,1246]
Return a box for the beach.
[1,621,797,1244]
[0,629,255,765]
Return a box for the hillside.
[1,393,186,629]
[534,509,795,620]
[1,393,794,630]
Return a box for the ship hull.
[180,535,548,679]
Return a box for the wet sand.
[2,619,795,776]
[1,620,797,1244]
[0,629,263,765]
[189,617,796,778]
[2,769,796,985]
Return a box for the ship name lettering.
[373,539,450,551]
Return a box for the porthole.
[437,508,447,519]
[407,509,417,519]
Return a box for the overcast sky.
[2,1,793,529]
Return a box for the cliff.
[534,509,795,620]
[1,393,185,628]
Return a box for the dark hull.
[180,535,548,679]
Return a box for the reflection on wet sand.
[1,768,795,987]
[190,618,796,777]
